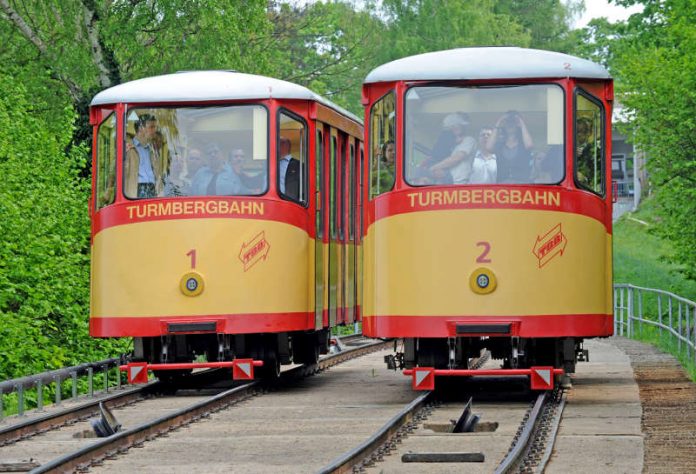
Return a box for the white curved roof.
[91,70,361,123]
[364,47,610,83]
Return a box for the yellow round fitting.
[180,271,205,297]
[469,267,497,295]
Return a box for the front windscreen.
[124,105,268,199]
[404,85,564,186]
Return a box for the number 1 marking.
[476,241,492,263]
[186,249,197,269]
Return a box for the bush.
[0,73,127,381]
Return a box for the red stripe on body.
[362,314,614,338]
[366,186,611,233]
[92,197,311,237]
[91,312,316,337]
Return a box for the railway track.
[319,353,567,474]
[0,335,387,473]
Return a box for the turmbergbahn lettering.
[407,189,561,209]
[126,200,264,220]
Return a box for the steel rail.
[31,337,389,473]
[0,384,152,447]
[318,392,432,474]
[318,350,490,473]
[536,391,567,472]
[494,392,548,474]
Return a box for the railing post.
[0,389,3,423]
[88,367,94,397]
[621,288,627,336]
[116,364,122,390]
[638,289,644,337]
[678,303,683,354]
[627,287,634,338]
[686,305,691,360]
[658,294,663,339]
[16,385,24,417]
[36,380,43,412]
[72,372,78,400]
[612,287,619,336]
[669,297,673,345]
[54,376,62,406]
[103,365,109,393]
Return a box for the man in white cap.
[428,112,476,184]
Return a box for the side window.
[349,143,355,241]
[369,92,396,199]
[278,111,307,204]
[96,113,117,209]
[575,91,605,195]
[316,129,323,238]
[330,135,337,238]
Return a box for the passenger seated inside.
[469,127,497,184]
[163,153,190,197]
[533,144,564,184]
[191,142,249,196]
[230,148,264,194]
[426,113,476,185]
[492,111,534,184]
[371,140,396,193]
[278,137,301,201]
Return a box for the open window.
[278,111,307,204]
[574,90,605,196]
[95,112,117,209]
[369,91,396,199]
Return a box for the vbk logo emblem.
[186,278,198,291]
[532,223,567,268]
[239,231,270,272]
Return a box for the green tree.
[603,0,696,279]
[378,0,531,62]
[268,1,382,114]
[0,73,126,379]
[494,0,583,51]
[0,0,274,144]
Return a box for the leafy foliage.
[378,0,531,60]
[0,0,584,381]
[0,73,128,379]
[598,0,696,280]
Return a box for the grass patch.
[614,197,696,381]
[613,197,696,300]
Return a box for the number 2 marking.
[476,241,492,263]
[186,249,197,269]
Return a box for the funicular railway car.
[361,48,614,390]
[89,71,363,380]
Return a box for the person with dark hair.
[278,136,301,201]
[372,140,396,193]
[124,114,162,198]
[492,111,534,183]
[191,142,248,196]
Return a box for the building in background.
[612,102,648,213]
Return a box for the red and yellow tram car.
[361,48,613,385]
[89,71,363,378]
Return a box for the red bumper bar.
[404,366,564,391]
[120,359,264,384]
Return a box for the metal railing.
[614,284,696,363]
[0,358,122,422]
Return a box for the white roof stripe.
[364,47,610,83]
[90,71,362,124]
